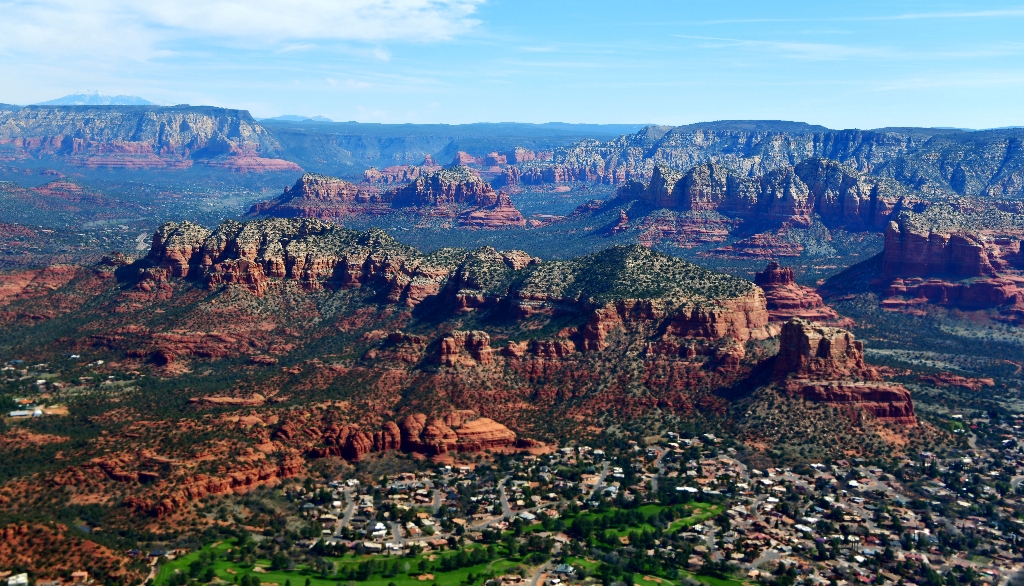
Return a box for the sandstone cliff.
[624,158,912,229]
[0,105,297,171]
[527,122,1024,198]
[247,173,388,220]
[249,167,528,230]
[879,221,1024,319]
[773,319,916,425]
[754,261,852,326]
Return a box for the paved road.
[748,549,782,569]
[338,489,355,533]
[389,521,404,545]
[499,477,513,518]
[968,433,979,450]
[529,561,551,586]
[650,447,666,492]
[471,477,514,530]
[705,522,723,562]
[1012,476,1024,491]
[588,462,610,500]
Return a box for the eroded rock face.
[0,105,289,170]
[397,412,516,455]
[785,381,917,425]
[392,166,500,208]
[774,318,916,425]
[774,318,869,379]
[248,167,527,230]
[248,173,387,220]
[148,221,213,278]
[624,158,912,229]
[754,261,852,326]
[882,222,998,279]
[457,192,527,229]
[440,331,494,366]
[880,223,1024,319]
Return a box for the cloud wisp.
[0,0,486,60]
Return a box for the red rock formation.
[125,456,304,517]
[880,224,1024,319]
[249,173,388,220]
[773,318,916,425]
[774,318,872,379]
[754,261,852,326]
[709,231,804,259]
[506,147,537,164]
[451,152,482,166]
[618,158,910,230]
[919,372,995,390]
[611,209,630,234]
[391,166,499,208]
[457,192,527,229]
[147,221,212,277]
[362,157,442,185]
[203,156,302,173]
[786,381,917,424]
[440,331,495,366]
[398,411,517,456]
[882,222,999,279]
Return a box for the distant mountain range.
[261,114,335,122]
[36,92,157,106]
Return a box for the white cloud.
[0,0,485,60]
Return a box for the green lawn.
[155,540,520,586]
[563,554,746,586]
[668,504,722,532]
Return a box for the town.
[133,418,1024,586]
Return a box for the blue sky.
[2,0,1024,128]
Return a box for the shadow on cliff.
[818,252,884,298]
[714,356,778,402]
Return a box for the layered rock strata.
[249,168,527,230]
[880,222,1024,319]
[774,318,916,425]
[0,105,291,170]
[754,261,852,326]
[142,219,772,367]
[272,409,516,460]
[247,173,388,220]
[618,159,912,229]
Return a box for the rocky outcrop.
[0,105,290,169]
[880,223,1024,319]
[784,381,918,425]
[398,411,516,456]
[626,158,908,229]
[248,168,527,230]
[123,455,303,517]
[147,221,213,278]
[528,122,1024,198]
[882,222,1000,279]
[362,156,441,185]
[248,173,387,220]
[391,166,500,208]
[773,319,916,425]
[440,331,494,366]
[774,318,870,379]
[754,261,852,326]
[457,192,527,229]
[144,218,425,295]
[142,221,773,365]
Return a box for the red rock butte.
[880,222,1024,321]
[774,318,916,425]
[754,261,852,327]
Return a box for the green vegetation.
[156,538,521,586]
